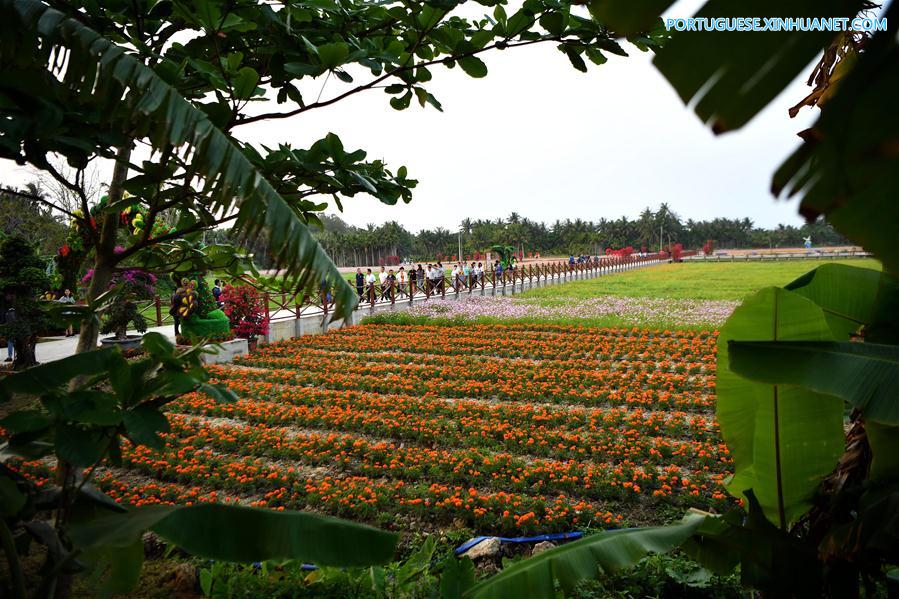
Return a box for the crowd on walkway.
[349,256,603,303]
[352,261,517,302]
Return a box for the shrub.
[222,284,269,340]
[91,268,156,340]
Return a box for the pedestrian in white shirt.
[365,268,376,301]
[378,266,387,297]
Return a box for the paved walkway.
[32,257,667,365]
[34,324,177,364]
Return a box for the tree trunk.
[12,335,38,370]
[73,144,131,355]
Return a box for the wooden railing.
[683,249,871,262]
[140,254,670,327]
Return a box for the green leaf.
[55,423,110,467]
[81,538,144,598]
[585,46,607,66]
[539,12,566,35]
[0,409,51,433]
[72,504,398,566]
[390,91,412,110]
[122,405,170,449]
[587,0,672,35]
[652,0,862,133]
[441,556,475,599]
[465,513,706,597]
[866,423,899,483]
[564,47,587,73]
[717,287,843,528]
[0,348,117,400]
[784,264,896,339]
[232,66,259,100]
[317,42,350,69]
[396,535,436,586]
[0,476,26,516]
[458,56,488,78]
[728,341,899,425]
[773,10,899,274]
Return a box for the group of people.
[352,261,517,302]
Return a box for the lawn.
[521,259,881,302]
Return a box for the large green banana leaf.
[0,0,357,319]
[70,503,398,566]
[718,287,844,528]
[784,264,893,340]
[728,340,899,425]
[463,512,706,598]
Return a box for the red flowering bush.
[703,239,715,255]
[221,284,269,340]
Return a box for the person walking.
[365,268,376,302]
[212,279,224,308]
[397,266,407,297]
[170,280,186,336]
[435,262,445,293]
[355,268,365,299]
[386,269,397,301]
[408,265,417,296]
[57,288,77,337]
[378,266,388,298]
[416,264,425,294]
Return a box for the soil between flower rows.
[15,323,733,535]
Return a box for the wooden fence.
[140,253,676,327]
[683,250,871,262]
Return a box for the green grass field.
[521,259,881,302]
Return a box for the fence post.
[154,296,163,327]
[263,292,271,324]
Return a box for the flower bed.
[402,295,738,327]
[11,323,732,535]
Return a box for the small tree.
[0,237,50,369]
[222,284,270,341]
[94,269,156,340]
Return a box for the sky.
[0,1,822,233]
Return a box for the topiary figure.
[180,273,230,340]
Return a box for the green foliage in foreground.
[0,334,397,598]
[522,259,881,302]
[467,262,899,598]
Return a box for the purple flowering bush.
[84,268,158,339]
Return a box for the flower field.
[15,323,731,535]
[403,295,739,328]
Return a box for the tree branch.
[0,187,79,221]
[233,35,562,126]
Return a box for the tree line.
[217,204,850,269]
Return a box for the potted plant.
[221,284,269,351]
[95,268,157,350]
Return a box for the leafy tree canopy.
[0,0,660,338]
